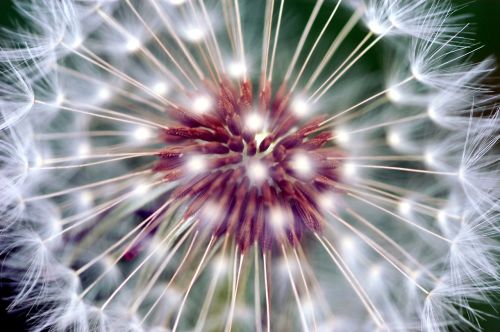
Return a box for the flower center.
[153,78,343,251]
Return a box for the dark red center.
[153,78,343,251]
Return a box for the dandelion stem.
[56,65,166,112]
[42,151,158,165]
[35,154,154,170]
[34,100,167,130]
[187,1,220,81]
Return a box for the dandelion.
[0,0,498,331]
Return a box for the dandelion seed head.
[424,149,436,168]
[427,105,439,122]
[0,0,498,331]
[269,206,287,231]
[32,153,45,169]
[68,35,83,50]
[318,192,335,211]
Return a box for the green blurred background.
[0,0,498,331]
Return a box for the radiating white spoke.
[315,76,414,128]
[24,170,151,202]
[78,197,176,297]
[172,236,215,332]
[348,192,452,243]
[268,0,285,82]
[290,0,342,93]
[284,0,325,83]
[305,8,363,90]
[327,211,430,294]
[224,251,244,332]
[124,0,198,89]
[254,246,263,332]
[281,245,310,332]
[347,208,439,282]
[292,248,317,331]
[353,164,457,176]
[138,230,200,321]
[312,28,393,103]
[233,0,246,81]
[263,252,271,332]
[261,0,274,82]
[100,221,197,310]
[315,234,386,329]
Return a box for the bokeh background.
[0,0,498,331]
